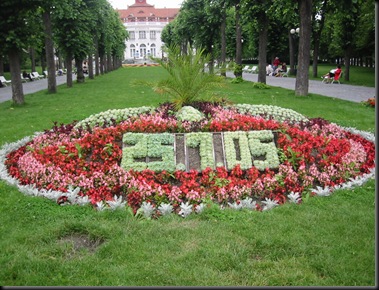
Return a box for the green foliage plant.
[121,133,175,172]
[248,130,280,170]
[251,82,271,89]
[223,131,252,170]
[175,106,205,122]
[186,132,215,170]
[153,45,226,110]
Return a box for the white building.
[116,0,180,60]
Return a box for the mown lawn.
[0,67,376,286]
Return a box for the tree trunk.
[234,1,242,78]
[257,14,268,84]
[107,52,112,72]
[295,0,312,96]
[100,55,105,74]
[0,58,4,75]
[220,9,227,77]
[88,54,94,79]
[289,31,295,75]
[30,47,36,72]
[66,58,73,88]
[42,10,57,94]
[312,0,327,78]
[344,54,350,81]
[343,45,352,81]
[9,50,24,105]
[312,38,320,77]
[95,50,100,76]
[41,49,46,72]
[75,58,85,83]
[94,38,100,76]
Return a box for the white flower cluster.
[312,167,375,197]
[74,106,155,129]
[343,126,375,143]
[135,201,206,219]
[261,197,279,211]
[175,106,205,122]
[230,104,308,123]
[228,197,257,210]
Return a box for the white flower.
[195,203,206,214]
[76,195,90,206]
[96,201,107,211]
[178,202,192,218]
[261,198,279,211]
[106,195,126,210]
[66,186,80,204]
[287,192,301,204]
[240,197,257,210]
[140,201,155,218]
[348,176,365,187]
[228,201,243,210]
[158,203,173,216]
[312,186,331,196]
[43,189,62,200]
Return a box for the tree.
[53,0,94,85]
[0,0,43,104]
[311,0,329,77]
[332,0,363,81]
[243,0,274,84]
[153,45,225,110]
[42,7,57,93]
[295,0,312,96]
[234,0,243,78]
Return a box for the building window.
[140,44,147,58]
[150,31,156,40]
[129,31,135,40]
[130,44,136,58]
[150,44,156,57]
[139,31,146,39]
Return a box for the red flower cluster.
[363,98,375,108]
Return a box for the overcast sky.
[109,0,183,9]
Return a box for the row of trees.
[161,0,375,96]
[0,0,128,105]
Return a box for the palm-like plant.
[153,45,225,110]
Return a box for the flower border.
[0,104,375,218]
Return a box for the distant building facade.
[116,0,180,60]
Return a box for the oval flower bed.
[0,102,375,218]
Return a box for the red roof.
[116,0,179,22]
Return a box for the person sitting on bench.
[322,65,341,83]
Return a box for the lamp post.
[290,27,299,75]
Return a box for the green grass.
[0,67,376,286]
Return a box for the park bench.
[0,75,11,86]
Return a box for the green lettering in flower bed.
[121,131,280,172]
[186,132,215,170]
[248,130,280,171]
[224,131,253,170]
[121,133,175,172]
